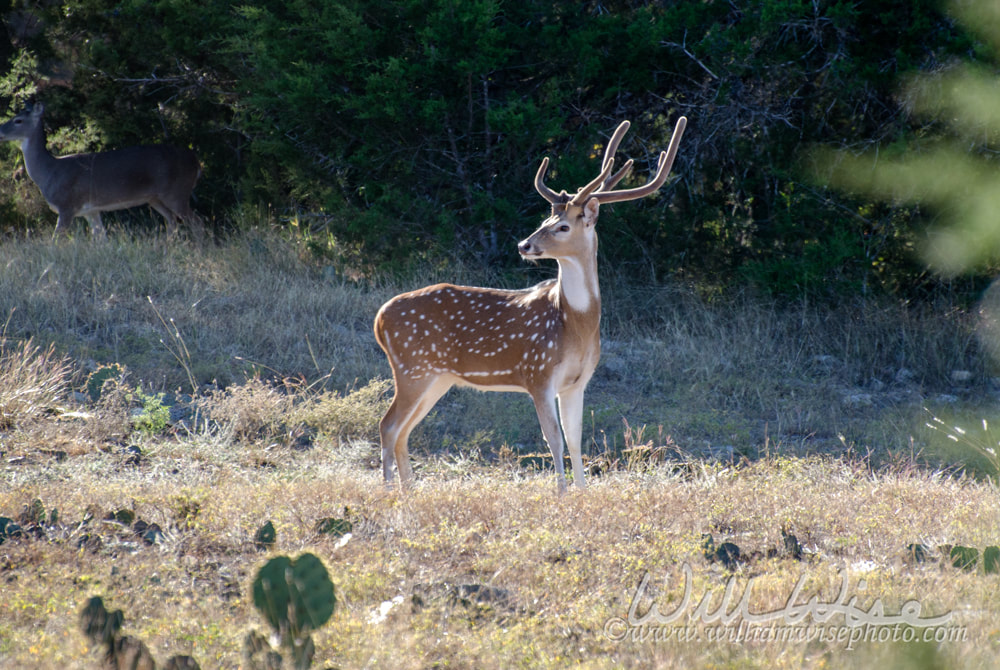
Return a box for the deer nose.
[518,239,534,255]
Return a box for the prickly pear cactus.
[254,520,276,551]
[984,546,1000,575]
[950,545,979,572]
[251,553,335,668]
[86,363,124,402]
[252,552,336,636]
[79,596,124,646]
[0,517,21,545]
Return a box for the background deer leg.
[83,213,106,238]
[149,200,181,236]
[152,199,206,241]
[558,386,588,489]
[186,212,206,241]
[53,210,74,236]
[379,376,451,488]
[531,389,568,493]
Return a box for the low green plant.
[937,544,1000,575]
[0,516,20,545]
[129,390,171,436]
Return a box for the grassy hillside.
[1,230,999,668]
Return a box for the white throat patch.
[558,256,598,312]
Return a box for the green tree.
[0,1,983,297]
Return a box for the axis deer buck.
[0,102,203,238]
[374,116,687,492]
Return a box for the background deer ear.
[583,197,600,226]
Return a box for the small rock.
[950,370,973,383]
[706,444,735,461]
[810,355,841,374]
[843,393,873,408]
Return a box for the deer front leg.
[531,389,569,494]
[558,386,588,489]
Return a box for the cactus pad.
[252,552,336,635]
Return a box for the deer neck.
[18,125,57,190]
[555,242,600,318]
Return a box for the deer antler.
[590,116,687,204]
[534,118,687,206]
[593,120,634,194]
[533,157,562,204]
[535,121,630,204]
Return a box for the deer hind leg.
[379,376,452,488]
[531,389,569,494]
[83,212,106,238]
[558,386,588,489]
[53,210,80,237]
[152,197,205,241]
[186,211,206,242]
[149,199,181,236]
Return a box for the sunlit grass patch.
[0,337,72,429]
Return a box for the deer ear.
[582,197,600,227]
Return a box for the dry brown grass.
[1,448,998,669]
[0,337,71,429]
[1,230,999,668]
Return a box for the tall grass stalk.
[147,295,198,393]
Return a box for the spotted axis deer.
[374,117,687,492]
[0,102,203,238]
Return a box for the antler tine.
[536,119,649,205]
[569,158,614,205]
[568,120,630,205]
[601,121,631,171]
[591,120,633,194]
[600,159,633,193]
[534,157,566,204]
[591,116,687,205]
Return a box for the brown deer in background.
[374,117,687,492]
[0,102,203,238]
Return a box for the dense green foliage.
[0,1,991,296]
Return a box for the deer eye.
[557,224,570,232]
